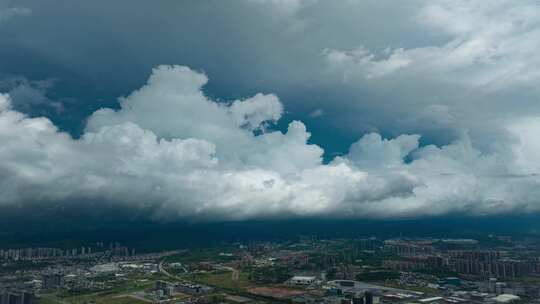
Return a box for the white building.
[491,294,520,303]
[290,276,316,285]
[90,263,119,273]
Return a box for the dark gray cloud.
[2,0,537,151]
[0,0,432,147]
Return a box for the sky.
[1,0,540,222]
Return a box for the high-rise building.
[155,280,168,291]
[165,286,175,297]
[0,291,34,304]
[42,274,64,290]
[21,292,34,304]
[340,298,351,304]
[7,292,21,304]
[0,292,8,304]
[352,293,364,304]
[364,291,373,304]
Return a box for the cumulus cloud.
[228,93,283,131]
[1,65,540,221]
[346,133,420,169]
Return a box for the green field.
[36,273,165,304]
[38,295,148,304]
[188,270,252,291]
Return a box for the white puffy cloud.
[312,0,540,159]
[324,1,540,89]
[507,118,540,175]
[2,66,540,221]
[346,133,420,169]
[228,93,283,131]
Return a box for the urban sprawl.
[1,235,540,304]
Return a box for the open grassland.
[188,270,251,291]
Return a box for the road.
[158,260,177,280]
[215,265,239,281]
